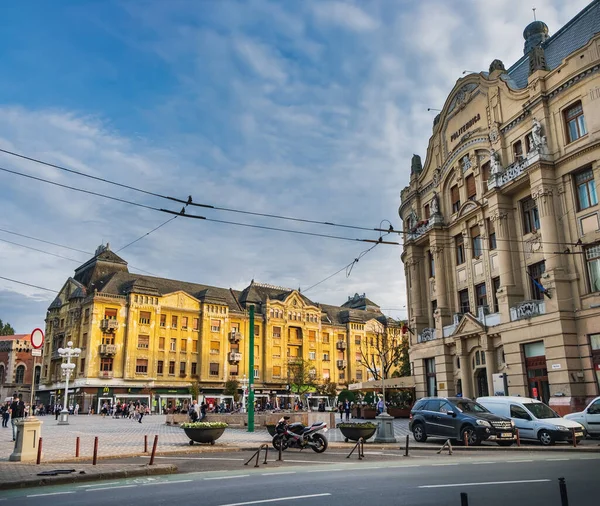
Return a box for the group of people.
[100,401,148,423]
[188,400,207,422]
[1,393,26,441]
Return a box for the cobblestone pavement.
[0,415,411,462]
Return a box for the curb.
[326,442,600,452]
[0,464,177,491]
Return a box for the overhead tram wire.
[0,227,91,255]
[116,215,179,253]
[0,147,399,235]
[0,165,399,246]
[0,237,84,263]
[0,276,58,294]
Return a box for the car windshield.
[522,402,559,419]
[453,400,489,413]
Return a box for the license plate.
[501,433,513,438]
[575,432,583,437]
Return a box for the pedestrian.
[74,403,79,415]
[10,394,25,442]
[138,403,144,424]
[200,401,207,421]
[54,403,61,420]
[338,402,343,421]
[344,399,351,421]
[189,400,199,422]
[376,397,385,415]
[1,402,9,428]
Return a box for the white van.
[476,396,585,446]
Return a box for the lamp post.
[57,341,81,425]
[240,374,248,413]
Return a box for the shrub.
[180,422,228,429]
[337,422,377,429]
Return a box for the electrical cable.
[0,275,58,293]
[0,147,399,234]
[0,237,84,263]
[116,216,179,253]
[0,227,91,254]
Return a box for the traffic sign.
[31,348,42,357]
[31,328,44,349]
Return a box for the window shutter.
[451,186,459,202]
[466,175,476,198]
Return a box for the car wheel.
[538,430,554,446]
[412,423,427,443]
[461,426,481,446]
[496,441,513,447]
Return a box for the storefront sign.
[551,363,562,370]
[450,113,481,142]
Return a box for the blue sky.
[0,0,590,333]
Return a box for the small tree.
[337,389,356,405]
[224,379,240,402]
[358,321,403,382]
[0,319,15,336]
[189,381,200,401]
[288,359,318,400]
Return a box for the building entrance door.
[475,368,488,397]
[526,356,549,403]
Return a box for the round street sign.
[31,328,44,349]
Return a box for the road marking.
[27,492,75,498]
[217,493,332,506]
[473,462,495,464]
[388,464,421,468]
[86,484,137,492]
[261,472,296,476]
[283,459,340,464]
[306,468,344,473]
[205,475,250,480]
[140,456,244,461]
[506,460,534,463]
[143,479,193,486]
[419,479,551,489]
[431,463,459,466]
[77,482,120,488]
[545,458,569,461]
[354,466,382,470]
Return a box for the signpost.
[29,328,44,415]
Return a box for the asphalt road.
[1,452,597,505]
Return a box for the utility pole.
[247,305,255,432]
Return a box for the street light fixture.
[57,341,81,425]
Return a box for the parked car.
[564,396,600,438]
[477,396,586,446]
[409,397,516,446]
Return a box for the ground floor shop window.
[523,341,549,403]
[590,334,600,392]
[425,358,437,396]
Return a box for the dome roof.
[49,297,62,310]
[523,20,550,54]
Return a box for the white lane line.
[141,456,244,461]
[27,492,75,498]
[506,460,534,463]
[218,493,332,506]
[261,472,296,476]
[205,475,250,481]
[306,468,344,473]
[86,484,137,492]
[546,458,570,461]
[354,466,382,470]
[77,482,120,488]
[473,462,495,464]
[282,459,340,464]
[419,479,551,489]
[388,465,421,468]
[431,463,459,466]
[143,479,193,486]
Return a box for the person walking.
[200,401,207,421]
[344,399,351,421]
[338,402,343,421]
[1,402,9,428]
[10,394,25,442]
[137,403,144,424]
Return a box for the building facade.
[400,2,600,414]
[0,334,39,402]
[38,245,404,413]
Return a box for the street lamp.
[240,374,248,413]
[57,341,81,425]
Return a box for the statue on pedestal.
[531,117,547,152]
[489,149,501,175]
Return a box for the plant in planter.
[180,422,228,445]
[337,422,377,442]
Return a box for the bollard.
[76,437,80,458]
[92,436,99,465]
[149,435,159,465]
[36,437,43,465]
[144,434,148,453]
[460,492,469,506]
[277,442,283,462]
[558,477,569,506]
[405,434,409,457]
[572,428,577,448]
[463,432,469,447]
[516,429,521,447]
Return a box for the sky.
[0,0,591,333]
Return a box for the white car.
[564,397,600,438]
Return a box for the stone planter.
[388,407,411,418]
[337,425,377,442]
[362,408,377,419]
[183,427,226,445]
[166,413,190,425]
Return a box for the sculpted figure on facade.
[489,149,501,175]
[431,192,440,215]
[531,117,547,152]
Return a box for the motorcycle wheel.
[310,433,328,453]
[272,435,288,451]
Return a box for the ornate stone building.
[0,334,39,402]
[38,245,403,413]
[400,2,600,414]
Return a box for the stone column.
[456,339,472,399]
[403,246,427,337]
[485,351,496,396]
[532,183,562,270]
[429,230,451,331]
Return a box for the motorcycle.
[272,416,328,453]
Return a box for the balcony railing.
[407,220,433,241]
[98,370,114,379]
[417,328,437,343]
[336,359,347,369]
[99,344,117,355]
[228,352,242,363]
[336,341,347,350]
[100,319,119,332]
[488,155,532,190]
[510,300,546,321]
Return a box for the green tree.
[0,319,15,336]
[358,321,403,381]
[336,389,356,405]
[189,380,200,400]
[288,359,318,398]
[398,334,411,377]
[316,378,338,400]
[224,379,240,402]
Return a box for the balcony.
[228,331,242,343]
[486,149,549,190]
[228,352,242,363]
[336,360,347,369]
[510,300,546,322]
[406,220,433,241]
[100,319,119,332]
[99,344,117,355]
[442,306,502,337]
[336,341,347,350]
[417,328,437,343]
[98,370,114,379]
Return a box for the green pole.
[247,305,255,432]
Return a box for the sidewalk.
[0,462,176,490]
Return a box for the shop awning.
[348,376,415,391]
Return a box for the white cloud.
[234,37,288,83]
[311,1,379,32]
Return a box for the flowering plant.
[337,422,377,429]
[180,422,228,429]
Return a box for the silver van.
[476,396,585,446]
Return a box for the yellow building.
[39,245,404,412]
[400,3,600,414]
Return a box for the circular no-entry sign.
[31,328,45,349]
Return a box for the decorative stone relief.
[418,328,437,343]
[432,167,442,187]
[461,155,472,172]
[531,117,548,154]
[532,185,555,218]
[488,126,500,144]
[525,232,543,259]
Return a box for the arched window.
[0,364,5,383]
[15,365,25,384]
